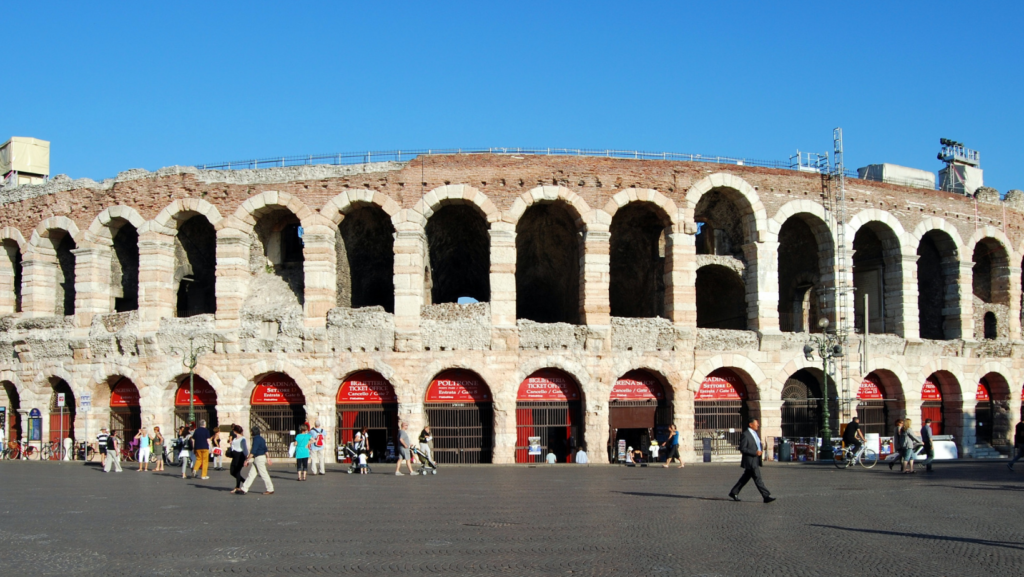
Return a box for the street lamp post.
[803,318,843,461]
[173,337,208,425]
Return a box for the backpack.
[315,432,325,447]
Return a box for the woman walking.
[901,419,922,474]
[177,426,193,479]
[228,425,248,494]
[152,427,165,472]
[294,424,311,481]
[661,424,684,468]
[135,428,152,472]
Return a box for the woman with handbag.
[228,425,249,493]
[152,427,165,473]
[901,419,922,474]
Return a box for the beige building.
[0,153,1021,463]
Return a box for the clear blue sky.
[5,2,1023,191]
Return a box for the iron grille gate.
[110,407,141,448]
[693,400,747,456]
[782,399,840,439]
[336,404,398,462]
[856,400,891,436]
[48,390,75,445]
[515,401,582,463]
[426,403,493,464]
[174,408,218,432]
[250,405,306,458]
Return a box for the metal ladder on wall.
[819,128,853,417]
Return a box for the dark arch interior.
[695,265,746,329]
[2,239,22,313]
[852,225,899,335]
[53,231,76,316]
[781,368,838,439]
[973,239,1008,305]
[111,222,139,312]
[516,203,580,324]
[48,378,76,444]
[694,190,746,258]
[337,205,395,312]
[251,209,304,305]
[917,231,959,340]
[609,203,667,318]
[426,205,490,304]
[777,217,823,333]
[175,215,217,317]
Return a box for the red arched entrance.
[975,378,992,444]
[609,370,670,463]
[856,374,891,435]
[515,369,583,463]
[336,371,398,463]
[174,376,218,431]
[250,373,306,458]
[922,376,944,435]
[695,368,749,457]
[109,378,141,450]
[425,370,492,464]
[48,379,75,448]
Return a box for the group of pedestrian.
[887,418,934,474]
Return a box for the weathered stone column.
[214,227,251,332]
[72,246,113,324]
[665,232,696,328]
[137,232,176,331]
[300,218,338,328]
[957,263,975,340]
[21,251,57,317]
[900,253,921,339]
[0,249,17,314]
[581,228,610,352]
[492,399,516,464]
[393,225,426,352]
[674,393,695,463]
[585,395,609,465]
[745,241,780,333]
[489,222,517,350]
[1006,265,1022,340]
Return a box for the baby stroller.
[412,446,438,475]
[342,442,371,474]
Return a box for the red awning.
[517,369,581,402]
[110,379,140,407]
[426,370,490,403]
[251,374,306,405]
[696,369,746,400]
[337,371,397,404]
[610,370,665,401]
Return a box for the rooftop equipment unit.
[937,138,982,195]
[1,137,50,187]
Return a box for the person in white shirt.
[309,419,327,476]
[545,451,557,464]
[575,447,588,464]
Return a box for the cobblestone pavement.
[1,460,1022,576]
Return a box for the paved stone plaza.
[1,461,1022,576]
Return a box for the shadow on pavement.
[613,491,732,502]
[809,524,1024,551]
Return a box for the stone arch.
[411,184,500,225]
[0,370,25,439]
[239,360,319,407]
[504,186,594,229]
[510,357,592,406]
[975,366,1013,447]
[772,204,836,333]
[515,196,585,324]
[915,360,967,401]
[968,229,1013,340]
[322,192,397,312]
[29,216,82,248]
[152,198,224,233]
[86,205,147,241]
[329,359,401,391]
[910,218,966,251]
[87,207,145,313]
[0,227,27,315]
[610,358,686,403]
[154,362,227,395]
[912,219,963,340]
[228,191,317,233]
[418,186,494,305]
[690,355,768,402]
[417,360,500,405]
[603,189,679,230]
[320,189,402,227]
[855,363,907,435]
[858,357,910,402]
[31,366,78,397]
[28,221,79,316]
[608,198,673,318]
[848,211,907,335]
[683,173,768,241]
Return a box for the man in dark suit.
[729,418,775,503]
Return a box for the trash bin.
[702,438,712,462]
[778,438,792,462]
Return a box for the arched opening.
[976,373,1011,449]
[1,381,22,443]
[425,205,490,305]
[608,370,672,463]
[695,265,746,329]
[249,209,304,307]
[516,203,580,324]
[694,368,753,458]
[852,223,902,335]
[174,376,218,431]
[48,378,75,447]
[916,230,960,340]
[425,369,493,463]
[109,222,139,312]
[856,372,903,437]
[609,203,668,318]
[694,189,747,258]
[250,373,306,458]
[515,369,584,463]
[108,378,141,448]
[781,369,838,460]
[174,215,217,317]
[337,205,395,311]
[778,215,832,333]
[1,239,23,314]
[336,371,398,463]
[49,230,76,316]
[922,371,963,439]
[972,238,1010,340]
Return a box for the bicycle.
[2,441,38,460]
[834,443,878,469]
[40,441,65,461]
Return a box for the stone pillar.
[492,399,516,464]
[0,249,16,314]
[214,228,251,331]
[900,253,921,339]
[1007,266,1022,340]
[393,226,426,352]
[72,246,113,324]
[138,232,176,331]
[958,263,975,341]
[489,223,517,350]
[665,232,696,327]
[580,229,610,327]
[744,241,780,333]
[584,396,609,465]
[20,251,57,317]
[674,394,695,463]
[300,219,338,328]
[758,400,783,460]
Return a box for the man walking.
[889,418,905,471]
[103,433,123,473]
[729,418,774,503]
[1008,421,1024,471]
[191,420,212,480]
[394,422,415,476]
[921,418,935,473]
[239,426,274,495]
[97,428,109,467]
[309,419,327,476]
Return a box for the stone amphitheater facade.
[1,153,1022,462]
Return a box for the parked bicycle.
[2,441,38,460]
[40,441,66,461]
[834,444,878,469]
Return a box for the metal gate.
[426,403,493,464]
[110,407,141,447]
[922,401,943,435]
[48,388,75,445]
[515,401,581,463]
[975,401,992,443]
[694,400,747,456]
[781,399,839,439]
[250,405,306,458]
[856,400,890,436]
[336,404,397,462]
[174,407,218,432]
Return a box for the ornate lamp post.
[172,337,207,425]
[803,318,843,460]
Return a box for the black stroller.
[342,442,371,474]
[412,446,438,475]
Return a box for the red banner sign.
[976,382,990,402]
[517,369,581,402]
[426,370,490,403]
[337,371,398,404]
[175,377,218,407]
[922,379,943,401]
[857,376,884,400]
[110,379,140,407]
[696,369,746,400]
[251,374,306,405]
[610,370,665,401]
